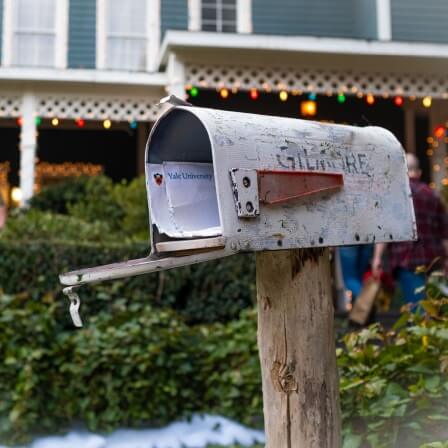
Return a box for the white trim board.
[159,30,448,66]
[0,67,167,87]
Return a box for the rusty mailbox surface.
[60,105,416,288]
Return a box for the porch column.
[428,101,447,189]
[137,122,149,175]
[19,93,37,206]
[166,53,186,99]
[404,107,416,154]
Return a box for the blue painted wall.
[68,0,96,69]
[354,0,377,40]
[161,0,188,38]
[392,0,448,43]
[252,0,375,39]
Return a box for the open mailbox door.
[60,104,416,289]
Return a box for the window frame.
[96,0,160,72]
[2,0,68,68]
[202,0,237,33]
[188,0,252,33]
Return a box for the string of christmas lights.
[15,117,140,130]
[186,85,437,114]
[188,84,448,188]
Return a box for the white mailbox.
[60,105,416,289]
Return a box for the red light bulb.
[434,125,446,139]
[250,88,259,100]
[394,96,404,106]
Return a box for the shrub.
[0,291,260,444]
[29,177,90,214]
[0,239,254,323]
[0,288,447,446]
[200,309,262,426]
[67,175,125,234]
[28,174,149,242]
[0,209,116,243]
[113,176,149,242]
[339,305,448,448]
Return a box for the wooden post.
[256,248,341,448]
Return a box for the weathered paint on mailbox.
[148,106,416,251]
[60,105,416,288]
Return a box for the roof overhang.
[160,31,448,75]
[0,67,167,90]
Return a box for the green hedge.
[28,175,149,242]
[0,292,261,444]
[0,239,255,324]
[1,289,448,447]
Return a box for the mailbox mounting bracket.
[229,168,260,218]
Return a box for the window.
[2,0,67,68]
[201,0,237,33]
[13,0,55,67]
[97,0,160,72]
[103,0,147,71]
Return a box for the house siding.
[68,0,96,69]
[252,0,373,39]
[161,0,188,38]
[354,0,377,40]
[392,0,448,44]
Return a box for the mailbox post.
[60,102,416,448]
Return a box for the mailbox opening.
[146,109,223,254]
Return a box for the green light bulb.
[337,94,346,104]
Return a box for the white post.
[376,0,392,41]
[19,93,37,206]
[147,0,161,72]
[188,0,201,31]
[237,0,252,33]
[166,53,186,99]
[2,0,13,67]
[55,0,69,68]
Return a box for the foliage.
[339,298,448,448]
[0,239,147,300]
[0,239,255,323]
[113,176,149,242]
[0,282,447,446]
[0,209,116,244]
[0,292,261,445]
[200,309,262,427]
[66,175,125,235]
[28,177,90,214]
[27,175,149,241]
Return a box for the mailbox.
[60,105,416,288]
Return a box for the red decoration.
[394,96,404,106]
[434,125,446,139]
[76,119,85,128]
[250,88,259,100]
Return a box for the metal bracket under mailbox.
[229,168,260,218]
